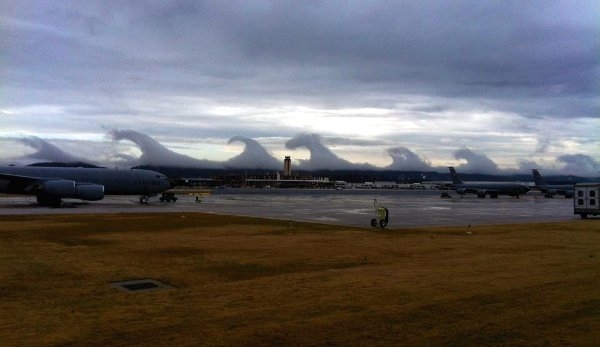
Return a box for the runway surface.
[0,189,577,227]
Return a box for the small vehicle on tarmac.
[159,192,178,203]
[371,199,389,228]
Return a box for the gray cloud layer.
[5,1,597,110]
[1,1,598,174]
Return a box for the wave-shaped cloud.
[285,133,375,170]
[3,130,598,177]
[453,148,499,174]
[0,136,90,165]
[225,136,280,169]
[109,129,221,168]
[557,154,600,177]
[19,136,87,163]
[386,147,432,171]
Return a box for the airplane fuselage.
[0,166,171,201]
[451,181,531,197]
[531,169,574,197]
[448,167,530,198]
[534,184,574,197]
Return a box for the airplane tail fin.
[448,167,463,185]
[532,169,546,186]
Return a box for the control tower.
[283,156,292,177]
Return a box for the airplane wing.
[0,172,46,194]
[0,171,104,202]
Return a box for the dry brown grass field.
[0,213,599,346]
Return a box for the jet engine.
[40,180,104,201]
[75,183,104,201]
[456,188,467,195]
[41,179,77,196]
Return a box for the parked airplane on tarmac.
[448,167,530,198]
[0,165,172,206]
[531,169,574,198]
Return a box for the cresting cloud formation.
[0,136,90,165]
[109,129,221,168]
[386,147,432,172]
[226,136,280,169]
[19,136,85,163]
[285,133,376,171]
[453,148,500,175]
[108,130,281,169]
[4,130,600,177]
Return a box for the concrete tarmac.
[0,190,577,228]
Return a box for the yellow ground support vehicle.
[370,199,389,228]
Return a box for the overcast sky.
[1,1,599,175]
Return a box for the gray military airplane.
[448,167,530,198]
[531,169,574,198]
[0,165,172,206]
